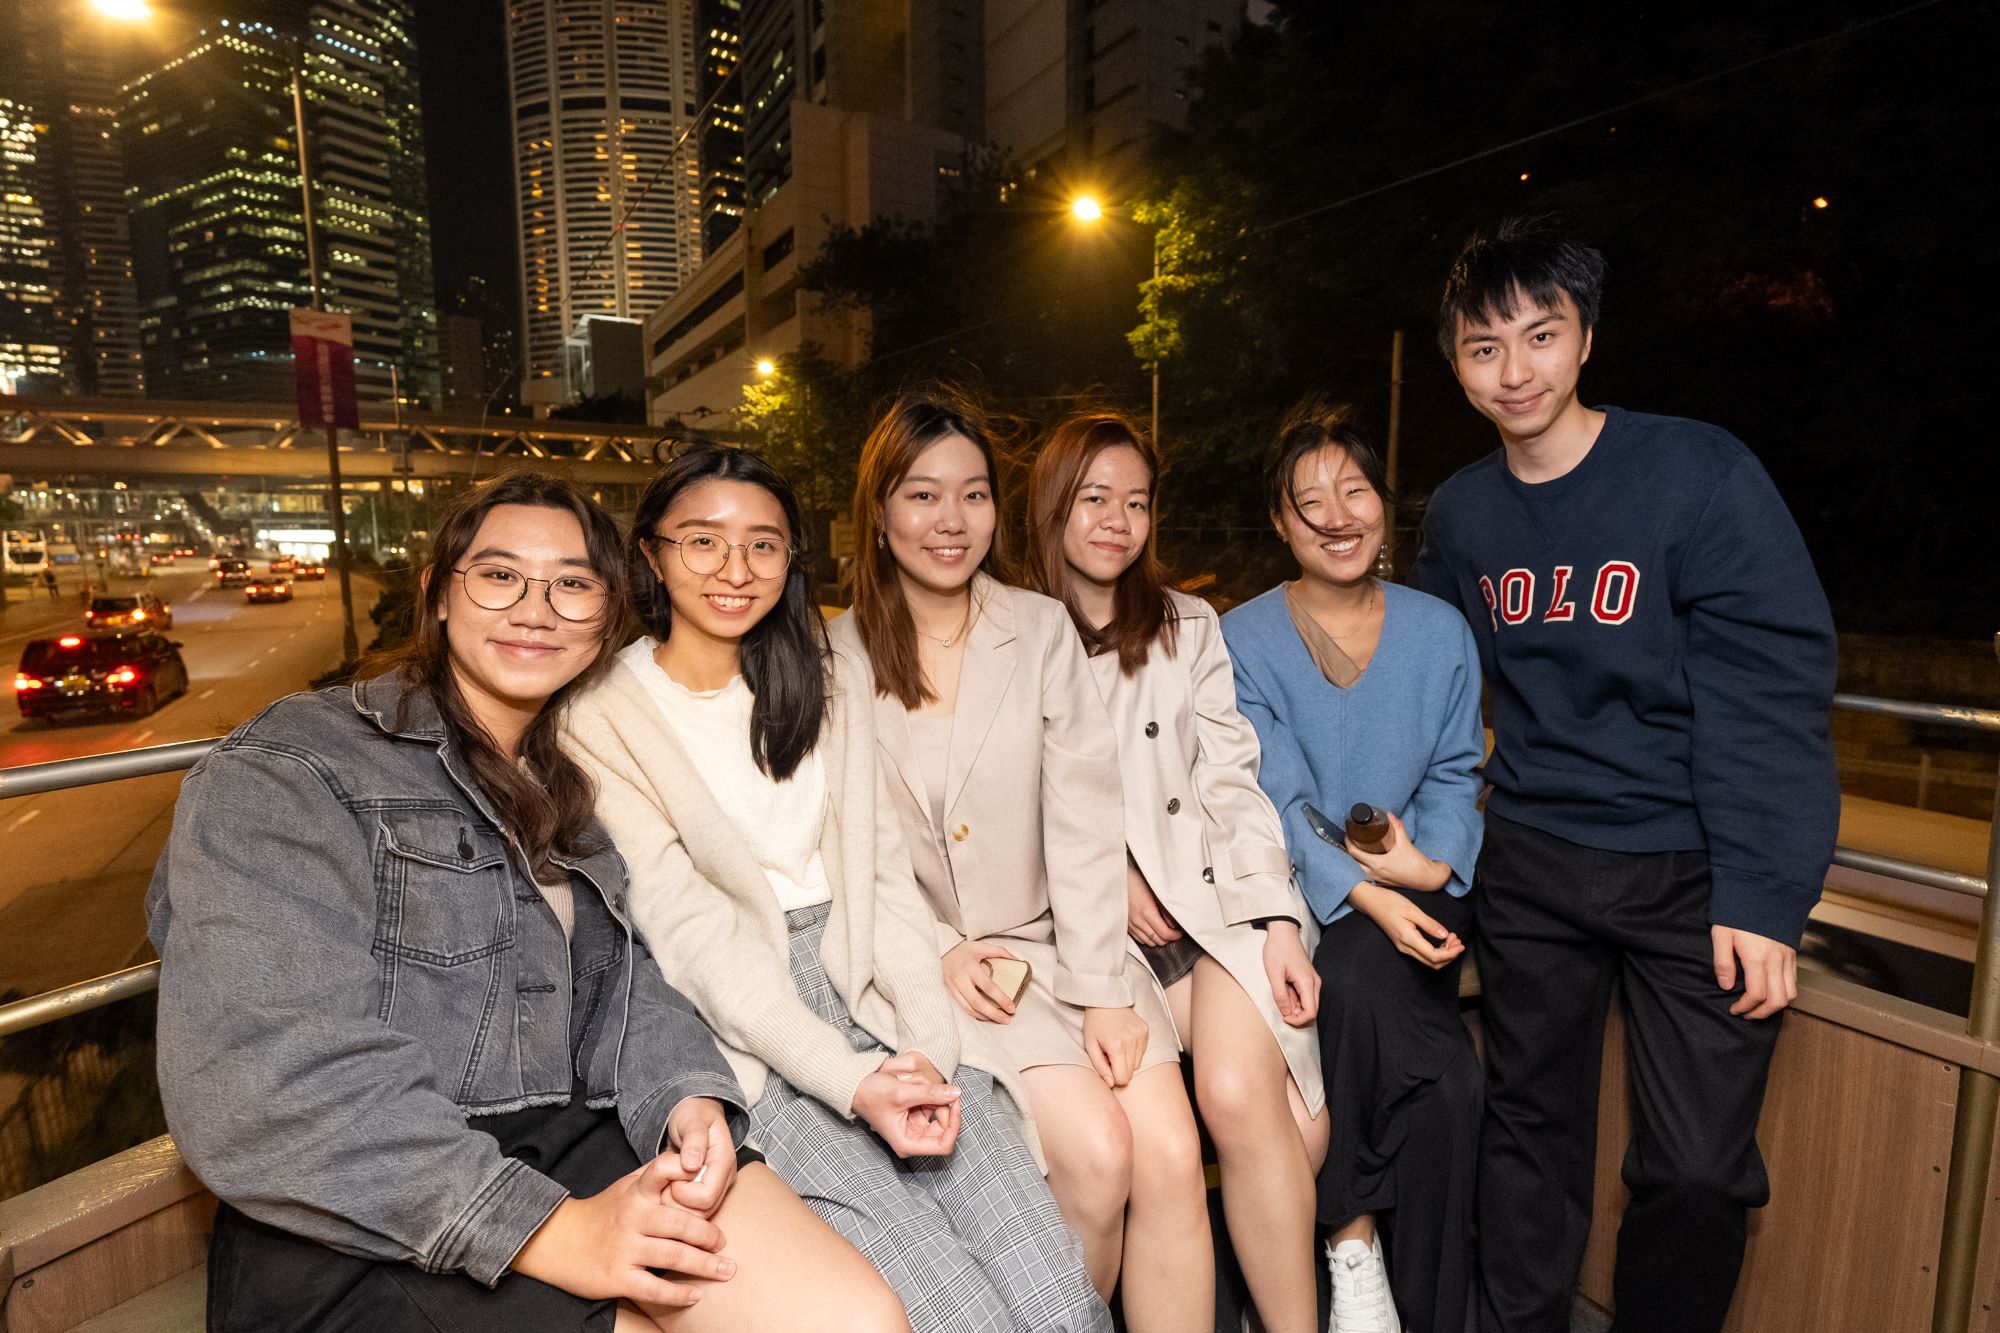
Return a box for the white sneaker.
[1327,1233,1401,1333]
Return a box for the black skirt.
[209,1093,643,1333]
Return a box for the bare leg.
[1113,1062,1214,1333]
[1187,958,1324,1333]
[1329,1214,1375,1246]
[622,1163,911,1333]
[1021,1063,1135,1300]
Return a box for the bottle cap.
[1348,802,1381,827]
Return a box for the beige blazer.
[826,576,1134,1011]
[561,643,1035,1140]
[1091,590,1324,1111]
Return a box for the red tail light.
[13,675,43,692]
[108,667,141,687]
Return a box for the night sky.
[413,0,516,333]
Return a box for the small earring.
[876,532,886,549]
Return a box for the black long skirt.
[1313,886,1480,1333]
[206,1092,635,1333]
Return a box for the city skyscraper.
[0,98,63,395]
[506,0,707,400]
[695,0,744,256]
[118,2,438,407]
[0,0,145,397]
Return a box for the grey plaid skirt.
[748,902,1111,1333]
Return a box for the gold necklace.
[1327,583,1377,639]
[915,598,975,648]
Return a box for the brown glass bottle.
[1345,803,1393,855]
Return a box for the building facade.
[0,99,63,395]
[695,0,744,255]
[118,3,438,408]
[0,0,145,398]
[506,0,706,400]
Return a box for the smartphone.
[1301,801,1346,849]
[985,957,1032,1004]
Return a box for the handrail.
[0,962,160,1040]
[0,738,216,801]
[1832,846,1986,898]
[1832,692,2000,732]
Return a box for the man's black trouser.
[1473,811,1783,1333]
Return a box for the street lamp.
[755,357,777,377]
[89,0,359,663]
[1067,193,1161,448]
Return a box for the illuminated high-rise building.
[118,1,438,407]
[506,0,706,398]
[0,99,64,395]
[695,0,744,255]
[0,0,144,397]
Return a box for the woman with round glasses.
[564,444,1109,1333]
[147,470,903,1332]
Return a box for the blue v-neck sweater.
[1221,582,1486,926]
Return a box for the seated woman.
[828,389,1214,1333]
[1022,410,1330,1333]
[1221,402,1486,1333]
[561,444,1108,1333]
[147,471,903,1333]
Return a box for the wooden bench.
[0,1137,212,1333]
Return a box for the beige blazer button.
[1144,721,1160,738]
[952,824,970,842]
[1165,798,1181,815]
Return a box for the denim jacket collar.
[349,670,626,912]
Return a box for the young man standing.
[1411,221,1839,1333]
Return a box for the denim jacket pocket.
[374,811,517,968]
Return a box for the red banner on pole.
[290,308,360,429]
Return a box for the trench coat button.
[1202,866,1215,884]
[1144,721,1159,738]
[1166,798,1181,815]
[952,824,970,842]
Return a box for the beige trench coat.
[1089,590,1324,1114]
[827,577,1176,1074]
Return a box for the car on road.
[86,591,173,631]
[148,552,176,567]
[174,546,198,558]
[214,558,252,588]
[245,576,294,603]
[293,561,326,581]
[14,632,191,722]
[268,556,297,574]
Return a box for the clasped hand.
[851,1051,963,1157]
[511,1095,739,1309]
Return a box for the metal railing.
[0,691,1997,1326]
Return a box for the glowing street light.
[1066,193,1160,447]
[1812,196,1830,210]
[88,0,153,18]
[755,357,776,377]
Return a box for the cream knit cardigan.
[562,642,1039,1157]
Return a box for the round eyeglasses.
[452,563,609,621]
[649,532,792,581]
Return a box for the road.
[0,563,375,1000]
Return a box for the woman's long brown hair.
[846,386,1009,709]
[1022,410,1177,674]
[361,470,633,876]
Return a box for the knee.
[841,1285,914,1333]
[1131,1108,1205,1198]
[1047,1114,1135,1221]
[1193,1057,1267,1143]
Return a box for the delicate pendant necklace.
[1329,583,1377,639]
[916,598,975,648]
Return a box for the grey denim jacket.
[146,672,746,1286]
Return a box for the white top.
[620,638,833,913]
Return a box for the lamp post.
[1069,194,1162,448]
[91,0,359,663]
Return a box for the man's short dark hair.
[1436,218,1608,359]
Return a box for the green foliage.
[0,492,22,526]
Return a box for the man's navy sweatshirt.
[1411,406,1839,946]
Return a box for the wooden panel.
[1968,1095,2000,1333]
[0,1137,204,1275]
[1579,1004,1958,1333]
[4,1195,214,1333]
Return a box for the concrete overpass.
[0,395,682,485]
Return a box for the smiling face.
[883,431,996,598]
[1451,287,1594,444]
[643,478,791,647]
[440,503,607,735]
[1274,444,1384,587]
[1061,444,1152,591]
